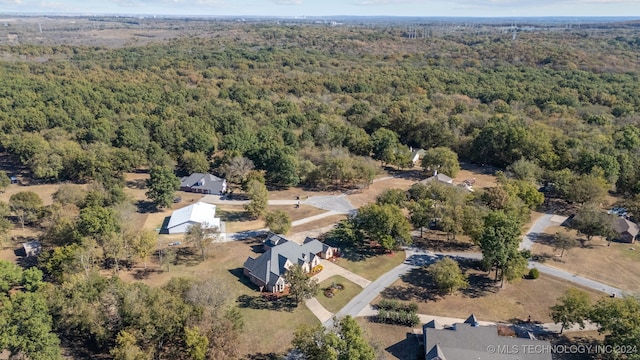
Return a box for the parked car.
[173,196,182,203]
[168,241,181,246]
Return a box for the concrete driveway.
[312,259,372,288]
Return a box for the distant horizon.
[1,0,639,18]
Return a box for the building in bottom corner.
[423,314,552,360]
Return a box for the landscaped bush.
[529,268,540,279]
[376,299,418,313]
[375,309,420,327]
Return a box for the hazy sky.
[0,0,639,17]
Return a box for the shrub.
[376,299,418,313]
[374,309,420,327]
[529,268,540,279]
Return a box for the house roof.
[424,320,552,360]
[264,233,290,248]
[420,173,453,185]
[167,202,220,230]
[611,216,639,237]
[180,173,226,193]
[244,236,334,288]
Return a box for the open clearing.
[378,259,605,324]
[347,177,417,208]
[334,250,406,281]
[531,225,640,292]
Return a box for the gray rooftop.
[424,321,552,360]
[244,236,333,288]
[180,173,226,194]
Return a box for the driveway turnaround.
[312,259,372,288]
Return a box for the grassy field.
[335,250,406,281]
[377,258,605,324]
[531,225,640,292]
[315,275,362,313]
[355,318,423,360]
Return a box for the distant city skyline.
[0,0,639,18]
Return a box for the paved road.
[321,214,628,330]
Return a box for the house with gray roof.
[419,172,454,186]
[423,314,552,360]
[611,216,639,243]
[243,234,336,292]
[180,173,227,195]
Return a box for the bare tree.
[221,156,254,188]
[185,222,220,261]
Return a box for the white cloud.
[0,0,23,4]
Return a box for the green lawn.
[315,276,362,313]
[334,250,406,281]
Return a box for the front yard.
[334,249,406,281]
[377,258,606,324]
[531,225,640,292]
[315,275,362,313]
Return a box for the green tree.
[427,258,468,295]
[507,159,543,183]
[590,296,640,355]
[376,188,407,207]
[185,222,220,261]
[553,232,579,258]
[2,292,62,360]
[179,151,210,174]
[110,330,148,360]
[244,179,268,218]
[185,326,209,360]
[132,230,157,269]
[572,205,614,244]
[409,199,433,238]
[0,260,23,293]
[9,191,43,229]
[285,264,319,305]
[78,206,120,237]
[421,147,460,177]
[146,166,180,209]
[0,170,10,192]
[292,315,375,360]
[550,288,591,334]
[568,174,608,205]
[476,211,524,287]
[265,210,292,235]
[354,203,412,251]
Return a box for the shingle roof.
[167,202,220,229]
[264,233,290,248]
[180,173,226,194]
[424,321,552,360]
[244,236,333,287]
[611,216,639,237]
[420,173,453,185]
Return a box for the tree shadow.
[126,178,147,189]
[244,353,282,360]
[414,236,478,253]
[529,232,555,246]
[381,267,438,302]
[135,199,158,214]
[326,241,386,262]
[236,294,297,312]
[174,247,201,266]
[218,210,252,222]
[132,269,161,279]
